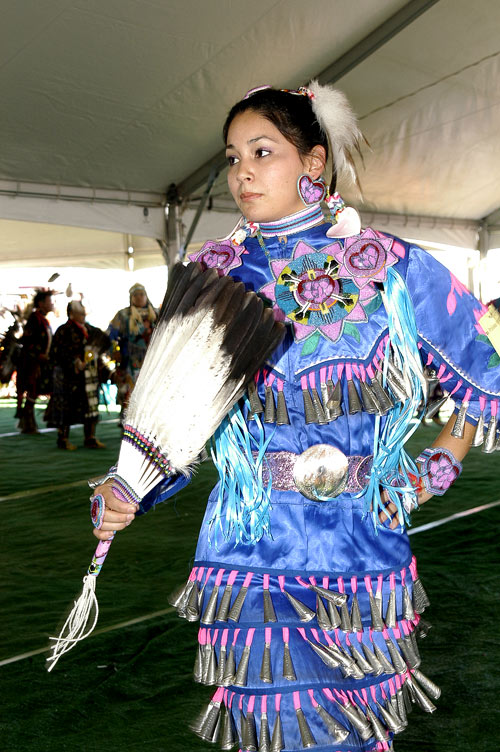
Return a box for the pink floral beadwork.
[417,447,462,496]
[188,240,246,276]
[331,228,398,288]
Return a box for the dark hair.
[33,290,53,308]
[223,88,332,186]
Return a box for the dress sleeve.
[403,243,500,429]
[136,473,192,515]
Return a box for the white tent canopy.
[0,0,499,270]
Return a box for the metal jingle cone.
[369,593,385,631]
[371,374,394,414]
[482,415,497,454]
[221,705,238,750]
[320,381,331,421]
[260,642,273,683]
[190,700,214,735]
[376,700,404,734]
[202,584,219,625]
[388,693,400,721]
[334,699,372,740]
[328,601,342,629]
[315,704,349,742]
[309,584,347,607]
[365,704,388,743]
[386,358,409,399]
[222,645,236,686]
[402,584,415,621]
[270,712,284,752]
[296,708,316,748]
[451,401,468,439]
[406,676,437,713]
[425,393,449,419]
[259,712,271,752]
[216,583,233,622]
[384,589,396,629]
[349,643,373,675]
[205,644,218,685]
[194,701,222,741]
[362,642,383,676]
[344,659,364,681]
[200,642,211,683]
[276,390,290,426]
[350,593,363,632]
[409,628,420,659]
[412,668,442,700]
[248,380,264,415]
[374,643,396,675]
[326,380,344,418]
[412,578,430,613]
[234,644,251,687]
[302,388,317,424]
[306,638,340,670]
[359,378,379,413]
[243,711,258,752]
[311,387,328,424]
[228,585,248,622]
[347,379,362,414]
[210,712,222,744]
[185,580,201,622]
[263,589,277,623]
[283,589,316,622]
[264,386,276,424]
[385,638,408,674]
[193,641,204,683]
[397,636,420,669]
[396,688,408,726]
[402,679,414,715]
[316,596,332,631]
[215,644,227,685]
[283,641,297,681]
[471,411,485,447]
[169,578,194,611]
[339,601,352,632]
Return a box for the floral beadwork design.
[188,240,246,276]
[417,447,462,496]
[259,231,397,347]
[332,228,398,288]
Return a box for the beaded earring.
[297,174,326,206]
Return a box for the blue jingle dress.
[141,202,500,752]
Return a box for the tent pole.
[179,166,219,261]
[160,184,181,269]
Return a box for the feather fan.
[47,262,284,670]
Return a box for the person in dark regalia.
[89,83,500,751]
[16,289,54,434]
[47,301,110,450]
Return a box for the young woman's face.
[225,110,309,223]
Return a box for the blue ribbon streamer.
[364,267,426,531]
[208,397,273,547]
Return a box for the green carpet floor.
[0,399,499,751]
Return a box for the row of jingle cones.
[192,667,440,751]
[194,617,429,689]
[170,566,430,632]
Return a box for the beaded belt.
[257,446,373,500]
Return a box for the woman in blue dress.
[92,82,500,751]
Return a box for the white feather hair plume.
[308,79,364,187]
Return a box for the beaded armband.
[415,447,463,496]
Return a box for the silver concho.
[293,444,349,501]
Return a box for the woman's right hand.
[91,481,139,541]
